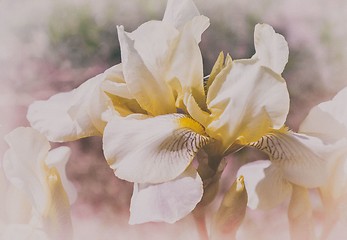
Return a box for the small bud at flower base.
[210,175,248,240]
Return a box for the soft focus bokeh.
[1,0,347,239]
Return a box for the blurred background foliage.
[46,1,168,67]
[48,4,120,67]
[1,0,347,239]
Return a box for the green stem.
[197,154,225,207]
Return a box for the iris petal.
[27,74,113,142]
[207,60,289,150]
[206,25,290,151]
[300,86,347,143]
[253,23,289,74]
[45,147,77,204]
[3,127,75,240]
[167,15,209,109]
[103,114,209,184]
[250,131,330,188]
[163,0,200,30]
[101,64,132,100]
[238,160,292,210]
[117,26,176,115]
[3,127,50,213]
[129,166,203,224]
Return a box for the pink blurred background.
[1,0,347,239]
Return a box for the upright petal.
[163,0,200,30]
[237,160,292,210]
[119,0,208,114]
[103,114,209,184]
[167,15,209,109]
[127,20,179,79]
[27,74,113,142]
[207,60,289,151]
[205,24,289,151]
[117,26,176,115]
[129,166,203,224]
[252,23,289,74]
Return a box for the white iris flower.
[103,1,290,224]
[1,127,76,240]
[26,0,291,225]
[238,86,347,211]
[236,87,347,238]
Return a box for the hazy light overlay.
[1,0,347,239]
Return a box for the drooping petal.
[117,26,176,115]
[250,130,330,188]
[252,23,289,74]
[27,74,113,142]
[3,127,50,213]
[129,165,203,224]
[299,86,347,143]
[163,0,200,30]
[28,91,88,142]
[206,59,289,151]
[103,114,209,184]
[45,147,76,205]
[237,160,292,210]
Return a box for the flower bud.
[210,175,248,240]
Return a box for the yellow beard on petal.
[275,125,290,134]
[177,116,206,135]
